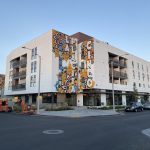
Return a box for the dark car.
[125,102,143,112]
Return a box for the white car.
[143,102,150,110]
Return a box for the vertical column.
[77,94,83,106]
[101,90,106,106]
[137,96,141,103]
[122,91,126,106]
[29,95,32,104]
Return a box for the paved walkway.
[38,107,120,118]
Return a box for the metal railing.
[109,59,127,68]
[12,84,26,91]
[12,59,27,68]
[12,71,26,79]
[109,70,128,79]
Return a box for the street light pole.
[110,53,129,112]
[37,55,41,114]
[22,46,41,114]
[111,61,115,111]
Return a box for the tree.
[132,83,138,101]
[0,75,5,98]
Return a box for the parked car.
[143,102,150,110]
[125,102,143,112]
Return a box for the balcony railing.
[119,61,127,68]
[20,59,27,67]
[12,71,26,79]
[109,59,127,68]
[12,59,27,68]
[109,70,128,79]
[12,61,20,68]
[12,84,26,91]
[120,72,128,79]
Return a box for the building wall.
[4,30,53,95]
[4,29,150,106]
[94,39,150,93]
[51,30,95,93]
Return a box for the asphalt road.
[0,111,150,150]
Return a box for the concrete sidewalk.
[38,107,120,118]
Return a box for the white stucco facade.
[4,29,150,106]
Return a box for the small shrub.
[45,106,73,111]
[13,104,22,112]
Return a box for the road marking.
[42,130,64,135]
[142,128,150,138]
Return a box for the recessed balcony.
[12,83,26,91]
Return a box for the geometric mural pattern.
[52,29,95,93]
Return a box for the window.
[147,74,149,82]
[34,61,37,72]
[30,75,36,87]
[133,70,135,79]
[139,83,141,87]
[142,65,144,71]
[31,62,34,73]
[132,61,134,68]
[137,63,140,70]
[31,47,37,59]
[31,61,37,73]
[142,73,145,81]
[138,72,140,80]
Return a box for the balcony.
[109,59,127,68]
[12,59,27,68]
[12,61,20,68]
[109,59,119,67]
[119,61,127,68]
[12,72,19,79]
[12,84,26,91]
[19,71,26,78]
[20,59,27,67]
[120,72,128,79]
[12,71,26,79]
[109,70,128,79]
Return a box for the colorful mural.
[52,29,95,93]
[78,40,95,90]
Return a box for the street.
[0,111,150,150]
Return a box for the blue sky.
[0,0,150,74]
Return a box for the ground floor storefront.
[8,89,150,107]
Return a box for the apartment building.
[4,29,150,106]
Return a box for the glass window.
[132,61,134,68]
[34,61,37,72]
[138,72,140,80]
[142,65,144,71]
[31,62,34,73]
[31,49,34,59]
[133,70,135,79]
[30,75,36,87]
[31,47,37,59]
[137,63,140,69]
